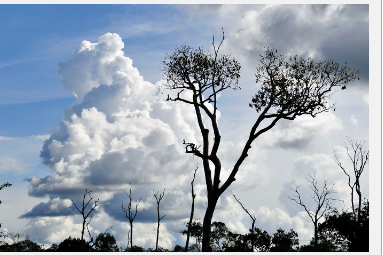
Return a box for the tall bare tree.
[334,137,368,222]
[69,189,99,252]
[153,189,166,252]
[288,173,339,252]
[185,167,198,252]
[230,190,256,251]
[161,30,359,251]
[121,183,142,252]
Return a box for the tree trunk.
[156,217,160,251]
[81,219,86,252]
[130,221,133,251]
[314,221,318,252]
[201,198,218,252]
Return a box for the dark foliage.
[0,239,43,252]
[270,228,299,252]
[93,232,119,252]
[56,236,92,252]
[318,199,369,252]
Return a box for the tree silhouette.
[229,190,256,251]
[270,228,299,252]
[180,219,202,251]
[121,183,142,251]
[185,167,198,252]
[161,29,359,251]
[288,172,339,251]
[318,199,369,252]
[334,137,368,222]
[153,189,166,252]
[69,189,99,252]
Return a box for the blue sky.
[0,3,380,250]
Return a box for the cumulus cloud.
[217,5,368,87]
[20,198,75,218]
[259,112,343,150]
[23,33,210,247]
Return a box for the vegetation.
[160,29,359,251]
[0,33,367,252]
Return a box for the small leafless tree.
[230,190,256,251]
[334,137,369,222]
[288,173,339,252]
[69,189,99,252]
[121,183,142,252]
[153,189,166,252]
[185,167,198,252]
[161,29,359,251]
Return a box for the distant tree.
[69,189,99,252]
[222,226,271,252]
[299,235,338,252]
[335,137,368,222]
[185,167,198,252]
[173,244,184,252]
[122,245,145,252]
[224,231,252,252]
[287,172,339,251]
[161,30,359,251]
[318,198,369,252]
[46,243,59,251]
[0,182,12,228]
[0,239,43,252]
[121,183,142,252]
[153,189,166,252]
[180,219,203,251]
[270,228,299,252]
[93,232,119,252]
[57,236,92,252]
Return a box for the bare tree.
[153,189,166,252]
[288,173,339,252]
[161,29,359,251]
[69,189,99,252]
[230,190,256,251]
[334,137,368,222]
[185,167,198,252]
[121,183,142,252]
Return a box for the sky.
[0,3,380,250]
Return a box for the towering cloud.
[23,34,208,247]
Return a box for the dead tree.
[153,189,166,252]
[230,190,256,251]
[161,29,359,251]
[334,137,369,222]
[121,183,142,252]
[69,189,99,252]
[288,173,339,252]
[185,167,198,252]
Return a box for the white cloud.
[0,156,24,173]
[0,136,14,141]
[259,113,343,150]
[350,114,359,128]
[30,135,51,141]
